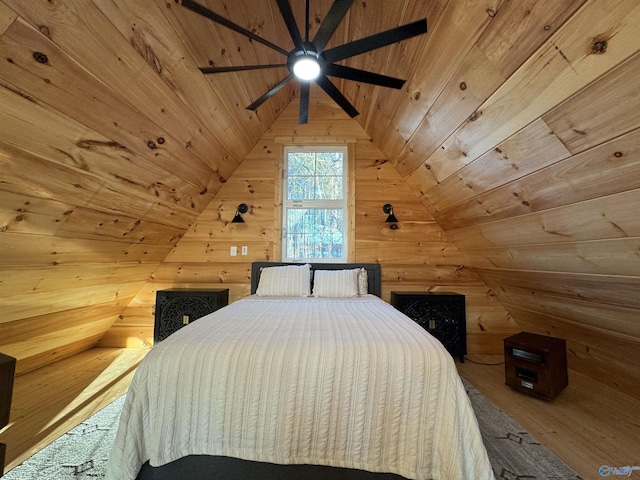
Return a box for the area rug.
[2,395,125,480]
[461,378,583,480]
[3,379,583,479]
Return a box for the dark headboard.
[251,262,382,297]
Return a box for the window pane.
[315,175,342,200]
[287,152,315,176]
[286,208,343,259]
[288,176,314,200]
[286,151,343,201]
[316,152,343,176]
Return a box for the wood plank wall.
[2,0,639,402]
[99,96,518,353]
[367,0,640,398]
[0,0,260,376]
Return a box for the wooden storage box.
[504,332,568,401]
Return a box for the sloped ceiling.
[1,0,640,396]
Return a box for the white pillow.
[256,264,311,296]
[313,269,359,297]
[357,268,369,295]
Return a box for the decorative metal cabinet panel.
[390,292,467,362]
[0,353,15,429]
[1,352,16,476]
[154,289,229,344]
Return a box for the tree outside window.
[282,146,348,262]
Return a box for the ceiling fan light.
[293,57,321,81]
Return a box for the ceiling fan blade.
[313,0,354,52]
[323,18,427,63]
[182,0,289,56]
[315,75,358,118]
[305,0,310,42]
[299,82,310,124]
[200,64,287,74]
[275,0,303,49]
[325,63,405,89]
[246,74,293,111]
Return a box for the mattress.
[105,295,494,480]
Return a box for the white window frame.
[281,145,349,263]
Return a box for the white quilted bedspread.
[106,295,494,480]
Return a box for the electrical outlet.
[241,246,248,255]
[230,246,237,256]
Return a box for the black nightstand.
[390,292,467,362]
[154,289,229,344]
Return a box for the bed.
[106,262,494,480]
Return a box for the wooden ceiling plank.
[0,265,155,307]
[477,268,640,316]
[0,232,170,267]
[0,189,74,236]
[420,0,640,185]
[0,18,227,202]
[357,0,443,144]
[96,0,259,167]
[423,119,571,215]
[263,96,369,139]
[3,317,122,368]
[350,0,442,134]
[159,0,289,132]
[0,87,202,227]
[447,188,640,250]
[435,126,640,231]
[465,237,640,277]
[0,304,125,346]
[394,46,506,177]
[480,269,640,333]
[235,0,296,127]
[55,206,186,246]
[0,281,143,324]
[371,0,499,161]
[338,0,409,129]
[476,0,588,79]
[543,50,640,154]
[0,139,110,210]
[0,0,17,35]
[4,0,242,176]
[0,143,195,235]
[292,0,336,48]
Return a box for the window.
[282,145,349,262]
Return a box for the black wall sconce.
[383,203,399,229]
[232,203,248,223]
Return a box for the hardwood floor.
[457,355,640,480]
[0,348,148,473]
[2,348,639,479]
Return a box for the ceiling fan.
[181,0,427,124]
